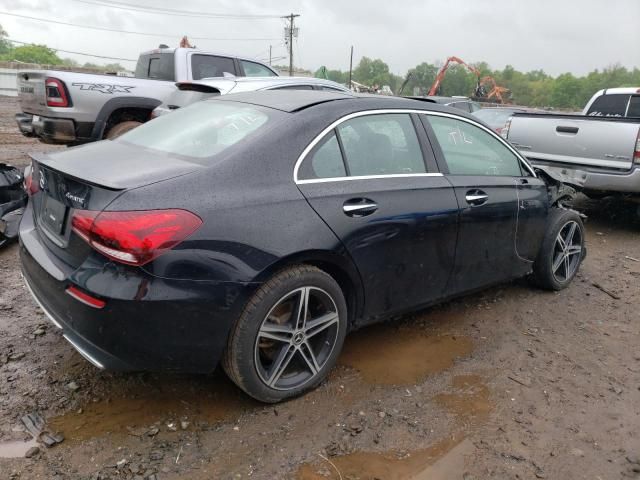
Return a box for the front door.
[296,112,459,319]
[422,113,534,294]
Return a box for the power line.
[70,0,284,19]
[8,39,137,62]
[0,11,280,41]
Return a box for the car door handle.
[465,190,488,206]
[556,126,579,134]
[343,198,378,217]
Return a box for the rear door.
[422,113,543,294]
[296,112,459,319]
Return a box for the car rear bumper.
[19,206,255,373]
[16,113,76,144]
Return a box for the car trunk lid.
[30,141,203,267]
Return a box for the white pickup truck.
[15,47,278,144]
[503,88,640,197]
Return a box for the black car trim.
[293,109,537,183]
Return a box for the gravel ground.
[0,96,639,479]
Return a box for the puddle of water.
[0,438,38,458]
[49,374,255,442]
[434,375,492,425]
[298,436,466,480]
[339,324,473,385]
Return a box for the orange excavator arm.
[427,56,481,96]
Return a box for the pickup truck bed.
[505,112,640,195]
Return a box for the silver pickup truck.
[503,88,640,197]
[15,47,278,145]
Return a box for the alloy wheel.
[552,220,583,283]
[254,286,340,391]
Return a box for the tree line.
[316,57,640,109]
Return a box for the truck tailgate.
[507,113,640,171]
[17,71,48,115]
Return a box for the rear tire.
[532,208,585,291]
[105,121,142,139]
[223,265,347,403]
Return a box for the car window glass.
[119,102,273,160]
[337,114,426,176]
[191,55,236,80]
[241,60,277,77]
[271,85,314,90]
[626,96,640,118]
[319,86,345,92]
[427,115,523,176]
[298,131,346,180]
[586,94,630,117]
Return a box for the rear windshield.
[135,53,175,81]
[118,101,276,159]
[586,93,630,117]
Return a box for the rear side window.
[241,60,277,77]
[135,53,175,81]
[427,115,523,176]
[337,114,426,176]
[627,96,640,118]
[298,132,346,180]
[191,55,236,80]
[586,94,630,117]
[118,101,274,159]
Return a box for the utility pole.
[269,45,272,66]
[283,13,300,76]
[348,45,354,90]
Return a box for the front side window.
[241,60,277,77]
[191,55,236,80]
[337,114,426,176]
[119,101,274,160]
[427,115,523,176]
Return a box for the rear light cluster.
[635,130,640,165]
[45,77,70,107]
[72,209,202,266]
[23,163,40,195]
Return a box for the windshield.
[118,101,276,159]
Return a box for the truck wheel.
[532,209,585,291]
[223,265,348,403]
[105,121,142,139]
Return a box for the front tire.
[532,208,585,290]
[223,265,348,403]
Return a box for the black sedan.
[20,91,585,402]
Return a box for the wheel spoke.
[266,345,296,387]
[563,255,571,280]
[552,252,565,273]
[258,323,294,343]
[305,312,339,338]
[556,235,566,251]
[564,222,577,246]
[299,341,320,375]
[566,245,582,257]
[294,287,310,330]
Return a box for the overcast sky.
[1,0,638,76]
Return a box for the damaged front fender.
[535,167,581,207]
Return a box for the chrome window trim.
[293,108,537,184]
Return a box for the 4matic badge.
[72,83,135,94]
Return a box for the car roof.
[214,90,479,116]
[186,76,349,91]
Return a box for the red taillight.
[66,286,106,309]
[72,209,202,266]
[634,131,640,165]
[23,165,40,195]
[45,77,70,107]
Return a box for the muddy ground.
[0,97,639,479]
